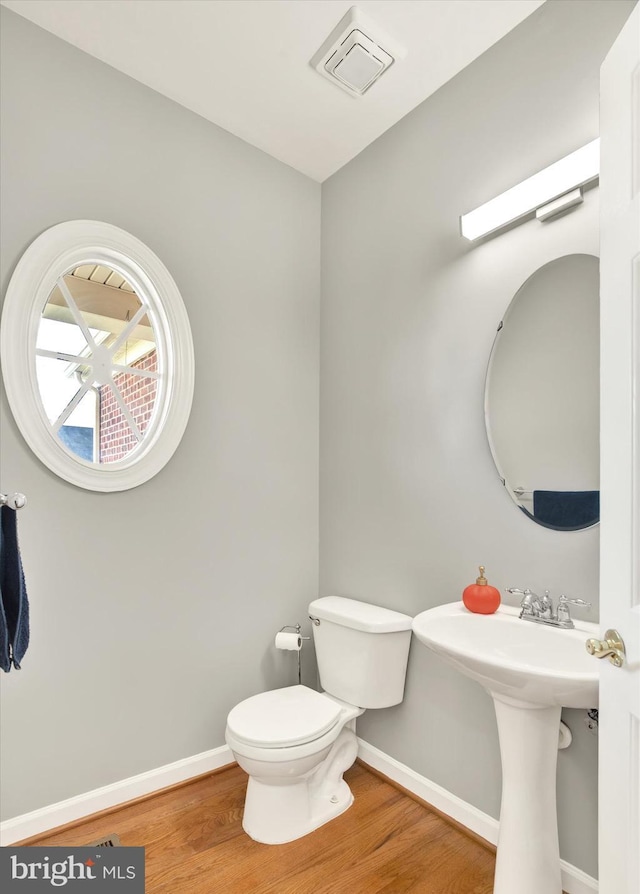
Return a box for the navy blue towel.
[0,505,30,671]
[533,490,599,530]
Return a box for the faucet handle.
[507,587,536,598]
[508,587,539,617]
[556,595,591,625]
[558,595,591,609]
[508,587,540,604]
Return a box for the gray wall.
[320,0,635,879]
[0,8,320,820]
[2,0,635,881]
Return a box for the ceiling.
[1,0,545,182]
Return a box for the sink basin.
[412,601,599,708]
[412,600,600,894]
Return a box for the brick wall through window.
[99,350,158,463]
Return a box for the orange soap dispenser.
[463,566,501,614]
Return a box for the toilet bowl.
[226,685,363,844]
[225,596,413,844]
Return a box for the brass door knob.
[585,629,626,667]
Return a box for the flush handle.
[585,629,626,668]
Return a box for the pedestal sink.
[412,602,599,894]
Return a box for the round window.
[1,221,194,491]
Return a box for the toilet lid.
[227,685,343,748]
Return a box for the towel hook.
[0,492,27,510]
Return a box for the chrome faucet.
[506,588,591,629]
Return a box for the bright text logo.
[0,847,144,891]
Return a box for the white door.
[598,6,640,894]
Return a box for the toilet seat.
[227,685,343,748]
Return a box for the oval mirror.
[484,254,599,531]
[1,221,194,491]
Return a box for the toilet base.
[241,728,359,845]
[243,776,354,845]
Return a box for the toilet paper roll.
[275,631,302,651]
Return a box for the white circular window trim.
[1,220,195,492]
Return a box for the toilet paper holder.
[278,625,311,685]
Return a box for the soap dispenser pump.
[462,566,501,614]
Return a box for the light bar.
[460,138,599,241]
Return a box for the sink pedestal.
[492,694,563,894]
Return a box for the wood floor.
[23,762,496,893]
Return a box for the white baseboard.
[356,738,598,894]
[0,745,234,846]
[0,736,599,894]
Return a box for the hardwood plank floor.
[23,762,496,893]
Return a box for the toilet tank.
[308,596,413,709]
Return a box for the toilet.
[225,595,413,844]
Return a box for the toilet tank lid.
[309,596,412,633]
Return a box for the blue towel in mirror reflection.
[533,490,599,529]
[0,505,30,671]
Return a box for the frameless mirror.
[1,221,194,491]
[484,254,599,531]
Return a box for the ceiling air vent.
[310,7,406,97]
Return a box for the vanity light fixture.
[460,138,600,241]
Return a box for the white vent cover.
[310,7,406,97]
